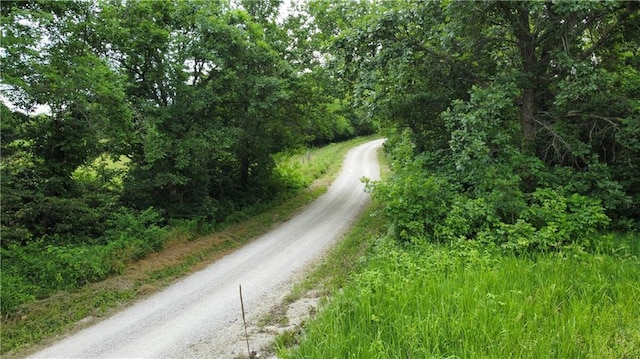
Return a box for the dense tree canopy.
[1,0,374,246]
[316,0,639,248]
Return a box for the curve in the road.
[30,138,384,359]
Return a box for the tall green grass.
[282,238,640,358]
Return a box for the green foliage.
[271,154,318,192]
[1,208,166,317]
[282,239,640,358]
[370,160,452,244]
[495,189,610,253]
[443,83,521,180]
[329,0,640,244]
[372,159,612,253]
[1,0,132,185]
[370,83,609,250]
[0,182,120,247]
[103,208,167,259]
[0,274,37,318]
[526,190,609,240]
[2,0,371,250]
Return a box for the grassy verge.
[280,232,640,358]
[265,145,390,351]
[263,201,387,355]
[1,136,379,357]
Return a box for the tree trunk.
[520,87,537,156]
[514,6,538,156]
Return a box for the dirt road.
[30,139,384,359]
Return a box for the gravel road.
[30,139,384,359]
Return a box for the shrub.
[0,207,167,317]
[370,159,452,244]
[104,207,167,259]
[486,189,609,253]
[372,157,611,253]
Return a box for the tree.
[1,1,132,245]
[340,0,640,246]
[93,0,309,218]
[1,0,131,194]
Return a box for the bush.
[0,207,167,317]
[104,207,167,259]
[370,159,452,244]
[371,156,611,253]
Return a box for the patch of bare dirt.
[231,289,326,359]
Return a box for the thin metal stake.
[239,285,251,358]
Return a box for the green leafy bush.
[373,81,615,253]
[104,207,167,260]
[0,207,166,317]
[434,195,498,242]
[371,154,611,253]
[1,242,109,313]
[370,159,452,244]
[491,190,609,253]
